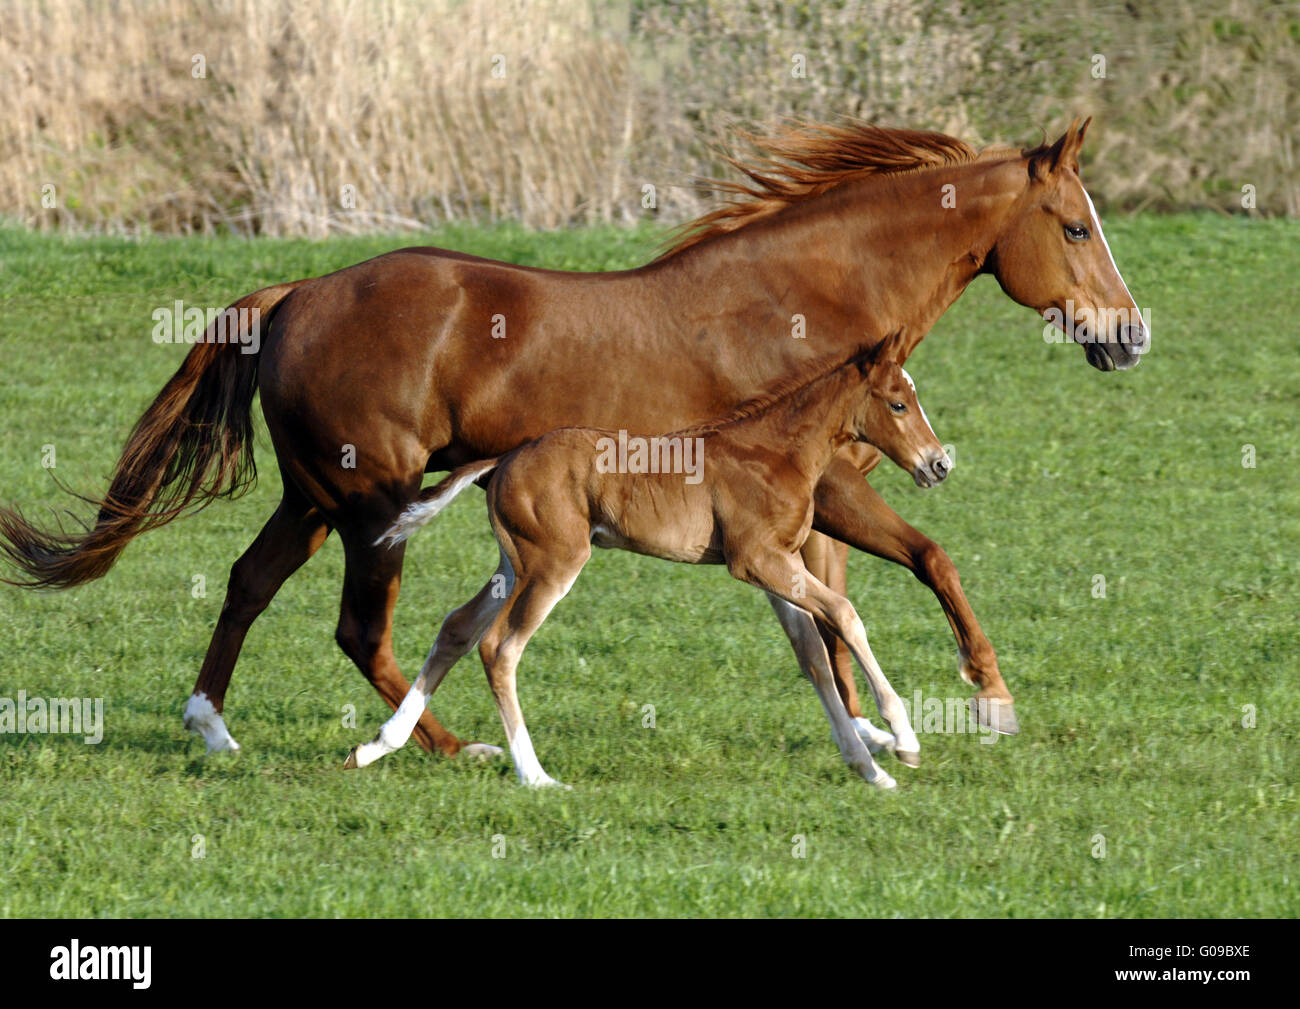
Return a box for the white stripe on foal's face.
[900,367,936,439]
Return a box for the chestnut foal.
[347,334,950,790]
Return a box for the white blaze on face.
[901,367,938,442]
[1082,187,1142,334]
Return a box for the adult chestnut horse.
[0,117,1146,759]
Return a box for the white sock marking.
[183,692,240,753]
[853,717,897,754]
[510,725,565,788]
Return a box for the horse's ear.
[858,338,886,372]
[859,330,902,371]
[1071,116,1092,175]
[1030,117,1088,180]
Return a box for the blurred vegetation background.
[2,0,1296,235]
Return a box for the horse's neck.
[652,158,1018,364]
[832,160,1022,356]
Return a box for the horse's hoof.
[853,717,897,755]
[871,771,898,790]
[343,747,360,770]
[459,742,505,760]
[972,697,1019,735]
[895,750,921,768]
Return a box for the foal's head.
[987,117,1148,371]
[852,337,951,488]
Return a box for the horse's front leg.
[811,456,1019,736]
[732,554,898,788]
[799,532,858,711]
[766,591,899,758]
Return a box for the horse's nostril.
[933,458,949,478]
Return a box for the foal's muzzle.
[913,450,952,488]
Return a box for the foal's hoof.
[524,777,571,790]
[853,717,897,755]
[971,696,1020,735]
[343,746,361,770]
[871,771,898,790]
[459,742,505,760]
[895,750,921,769]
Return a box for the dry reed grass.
[1,0,1295,235]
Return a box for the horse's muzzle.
[1084,322,1147,371]
[913,450,952,488]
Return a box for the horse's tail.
[0,281,305,589]
[375,457,502,548]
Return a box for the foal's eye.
[1065,223,1091,242]
[889,401,907,414]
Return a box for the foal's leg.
[735,552,896,786]
[737,551,921,767]
[764,590,899,774]
[797,532,898,753]
[813,456,1018,735]
[751,590,894,788]
[766,593,898,757]
[477,545,590,789]
[334,532,487,758]
[183,486,330,752]
[800,532,861,713]
[345,553,514,769]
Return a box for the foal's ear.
[1030,116,1091,180]
[858,330,903,371]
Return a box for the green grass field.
[0,216,1296,917]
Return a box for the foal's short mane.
[656,119,983,261]
[673,341,886,438]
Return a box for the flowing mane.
[656,119,980,260]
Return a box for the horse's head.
[855,334,950,488]
[988,118,1148,371]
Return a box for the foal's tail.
[376,457,502,548]
[0,281,305,589]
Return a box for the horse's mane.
[655,119,982,261]
[671,339,891,438]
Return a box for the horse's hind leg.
[184,486,330,752]
[477,541,589,789]
[334,532,482,758]
[345,551,514,769]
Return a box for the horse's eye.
[1065,223,1091,242]
[889,401,907,414]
